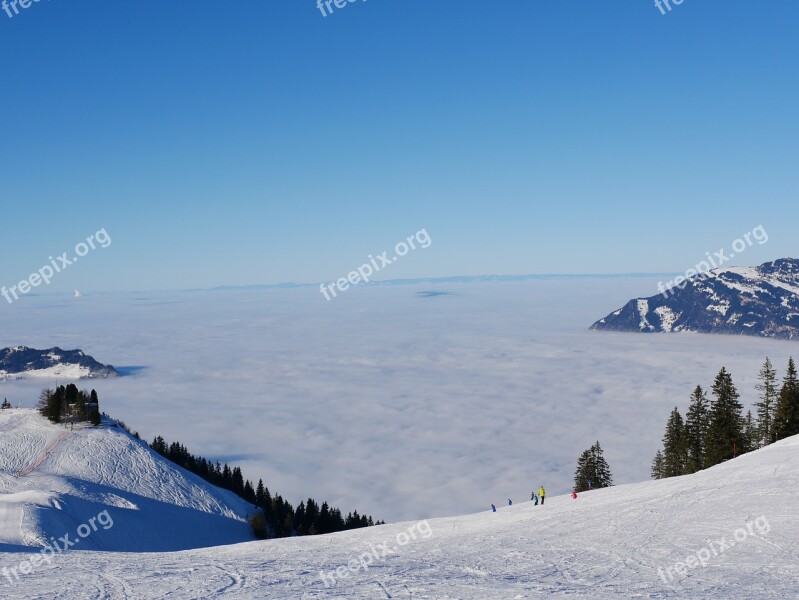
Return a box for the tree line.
[149,435,384,539]
[652,357,799,479]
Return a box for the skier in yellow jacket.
[539,486,546,505]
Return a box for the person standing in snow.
[508,499,512,506]
[571,490,577,499]
[491,504,496,512]
[539,486,546,505]
[531,491,538,505]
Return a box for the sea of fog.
[1,278,795,523]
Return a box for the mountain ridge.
[591,258,799,339]
[0,346,118,379]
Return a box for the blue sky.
[1,0,797,292]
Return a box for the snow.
[1,415,799,598]
[715,265,799,300]
[654,306,678,332]
[0,364,91,380]
[0,410,256,554]
[636,299,651,330]
[723,266,761,279]
[707,302,730,316]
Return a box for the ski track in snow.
[0,410,256,559]
[6,432,799,598]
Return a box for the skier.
[491,504,496,512]
[508,499,512,506]
[531,491,538,505]
[571,490,577,500]
[539,486,546,505]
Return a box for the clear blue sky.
[1,0,797,292]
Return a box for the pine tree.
[250,510,268,539]
[773,357,799,440]
[592,442,613,488]
[684,386,709,473]
[662,407,687,477]
[151,436,167,455]
[705,367,746,467]
[743,410,757,450]
[574,448,591,491]
[232,467,245,496]
[754,357,778,446]
[319,502,332,534]
[651,450,665,479]
[89,389,101,426]
[573,441,613,492]
[37,388,62,423]
[64,384,79,420]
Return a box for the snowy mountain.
[0,409,256,554]
[2,407,799,598]
[0,346,118,379]
[591,258,799,339]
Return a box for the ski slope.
[0,409,255,555]
[2,409,798,598]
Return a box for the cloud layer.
[1,278,793,522]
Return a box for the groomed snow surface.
[2,410,799,598]
[0,410,255,557]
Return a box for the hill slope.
[0,409,255,553]
[591,258,799,339]
[0,346,118,379]
[2,415,798,597]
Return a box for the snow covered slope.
[2,416,798,598]
[592,258,799,339]
[0,409,255,554]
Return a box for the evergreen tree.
[255,479,267,507]
[89,389,101,426]
[574,448,591,491]
[151,436,168,455]
[743,410,757,450]
[573,441,613,492]
[146,436,379,539]
[319,502,332,534]
[662,407,687,477]
[705,367,747,466]
[231,467,245,496]
[243,480,256,504]
[651,449,665,480]
[37,388,62,423]
[773,358,799,440]
[250,510,268,539]
[754,357,778,446]
[684,386,710,474]
[64,384,79,420]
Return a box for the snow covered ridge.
[0,346,118,379]
[591,258,799,339]
[0,409,255,556]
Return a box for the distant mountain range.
[591,258,799,340]
[0,346,118,379]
